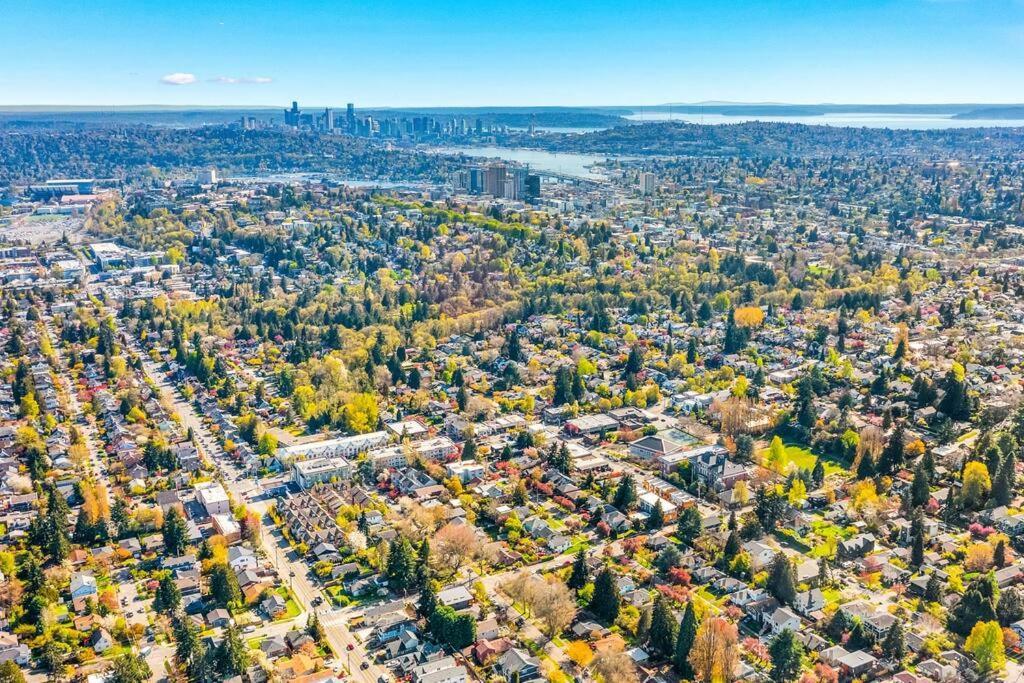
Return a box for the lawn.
[274,586,302,620]
[764,443,849,476]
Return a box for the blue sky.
[2,0,1023,106]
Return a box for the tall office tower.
[638,171,657,195]
[525,174,541,201]
[346,103,355,131]
[483,163,508,197]
[284,101,301,127]
[323,108,334,130]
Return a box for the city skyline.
[3,0,1024,107]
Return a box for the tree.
[964,620,1006,675]
[881,620,906,661]
[924,573,943,603]
[593,650,639,683]
[910,462,930,508]
[769,629,804,682]
[648,595,678,659]
[647,500,665,530]
[307,612,327,645]
[533,577,577,639]
[589,568,621,624]
[432,523,480,577]
[877,422,905,475]
[162,506,188,555]
[767,552,797,606]
[110,652,151,683]
[998,586,1024,626]
[689,616,739,683]
[993,450,1016,507]
[677,505,703,545]
[566,641,594,669]
[429,605,477,649]
[948,572,999,636]
[208,563,241,607]
[386,537,417,592]
[613,474,637,510]
[218,624,250,676]
[674,600,699,678]
[754,485,787,532]
[567,548,589,591]
[962,461,992,510]
[418,579,438,618]
[153,573,181,613]
[0,660,26,683]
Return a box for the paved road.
[134,349,390,683]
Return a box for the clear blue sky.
[2,0,1023,107]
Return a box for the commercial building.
[291,457,353,489]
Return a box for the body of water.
[624,111,1024,129]
[433,146,616,179]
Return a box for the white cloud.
[211,76,273,85]
[160,72,197,86]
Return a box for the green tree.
[613,474,637,510]
[673,600,698,678]
[153,573,181,614]
[208,563,241,607]
[567,548,589,591]
[767,552,797,606]
[769,628,803,682]
[949,572,999,636]
[993,450,1017,507]
[647,595,678,658]
[162,506,188,556]
[877,422,906,475]
[109,652,151,683]
[0,660,27,683]
[647,500,665,530]
[589,568,620,623]
[217,624,250,677]
[881,620,906,661]
[910,461,930,508]
[386,537,417,593]
[676,505,702,545]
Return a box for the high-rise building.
[197,168,218,185]
[346,103,355,131]
[284,101,301,127]
[639,172,657,195]
[323,107,334,130]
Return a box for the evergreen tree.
[910,461,931,508]
[673,600,698,678]
[567,548,589,591]
[418,580,438,619]
[153,573,181,614]
[676,505,703,545]
[162,506,188,556]
[722,530,741,562]
[647,595,678,659]
[647,500,665,530]
[209,563,241,607]
[588,568,620,623]
[995,539,1008,568]
[998,586,1024,626]
[924,573,943,603]
[307,612,327,645]
[993,450,1016,507]
[881,620,907,662]
[811,459,825,488]
[217,624,250,677]
[386,537,417,593]
[877,422,906,475]
[949,572,999,635]
[769,629,804,682]
[613,474,637,510]
[856,451,876,479]
[767,552,797,606]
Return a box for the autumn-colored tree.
[964,620,1005,674]
[689,616,739,683]
[592,649,639,683]
[734,306,765,328]
[566,641,594,669]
